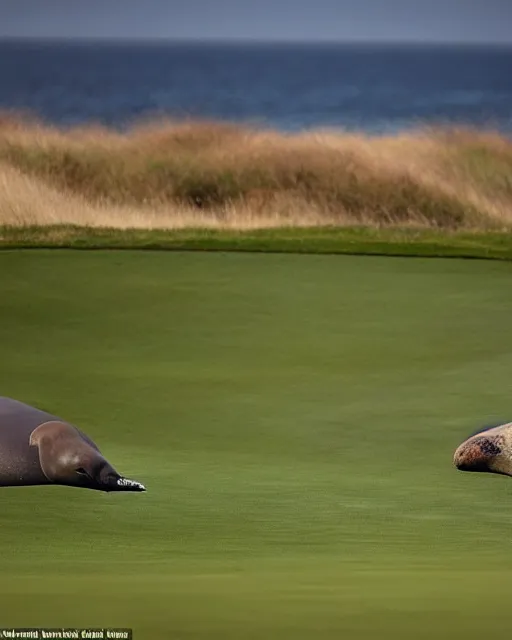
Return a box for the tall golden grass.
[0,113,511,230]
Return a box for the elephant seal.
[0,396,146,492]
[453,422,512,477]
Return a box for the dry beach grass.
[0,113,511,232]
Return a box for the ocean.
[0,39,511,133]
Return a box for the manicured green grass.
[1,250,512,638]
[2,224,512,260]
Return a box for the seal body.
[453,422,512,477]
[0,397,146,492]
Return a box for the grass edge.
[1,225,512,261]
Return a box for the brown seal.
[453,422,512,478]
[0,396,146,492]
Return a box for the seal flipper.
[30,421,86,485]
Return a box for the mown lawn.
[0,250,511,638]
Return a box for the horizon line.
[1,35,512,47]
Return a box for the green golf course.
[1,249,512,638]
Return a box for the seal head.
[453,422,512,478]
[30,421,146,492]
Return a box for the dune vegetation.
[0,112,511,235]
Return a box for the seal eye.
[76,467,91,479]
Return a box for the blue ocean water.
[0,40,511,133]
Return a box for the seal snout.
[115,477,146,492]
[94,462,146,493]
[454,436,503,474]
[76,467,146,493]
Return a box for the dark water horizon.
[1,38,512,134]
